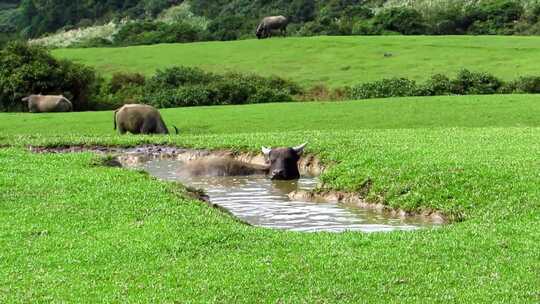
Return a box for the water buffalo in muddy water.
[256,16,288,39]
[177,143,307,180]
[22,94,73,113]
[114,104,178,135]
[179,158,269,177]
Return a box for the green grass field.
[1,95,539,137]
[1,94,539,302]
[55,35,540,87]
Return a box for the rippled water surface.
[135,159,436,233]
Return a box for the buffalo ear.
[261,146,272,157]
[293,143,307,155]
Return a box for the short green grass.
[55,35,540,87]
[1,94,539,302]
[1,95,538,137]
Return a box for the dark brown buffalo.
[262,143,307,180]
[256,16,288,39]
[114,104,177,135]
[177,143,307,180]
[179,157,268,177]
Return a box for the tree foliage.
[8,0,540,46]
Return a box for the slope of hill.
[54,35,540,87]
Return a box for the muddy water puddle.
[129,158,437,233]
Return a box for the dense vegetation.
[98,66,300,110]
[1,95,539,301]
[6,37,540,112]
[5,0,540,47]
[0,41,98,111]
[350,69,540,99]
[0,42,300,111]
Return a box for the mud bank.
[289,190,447,224]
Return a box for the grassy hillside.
[1,94,539,302]
[54,35,540,87]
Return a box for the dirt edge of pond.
[288,190,447,224]
[30,144,448,224]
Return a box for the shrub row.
[351,69,540,100]
[4,42,540,112]
[99,66,302,109]
[0,42,301,112]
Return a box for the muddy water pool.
[131,159,437,233]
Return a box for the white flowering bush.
[158,2,209,30]
[382,0,539,11]
[29,22,119,48]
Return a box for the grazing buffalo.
[114,104,178,135]
[256,15,288,39]
[22,94,73,113]
[262,143,307,180]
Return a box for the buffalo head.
[255,23,266,39]
[262,143,307,180]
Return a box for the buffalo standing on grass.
[22,94,73,113]
[114,104,178,135]
[256,16,289,39]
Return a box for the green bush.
[139,66,298,108]
[352,20,379,35]
[0,41,98,111]
[207,80,252,105]
[418,74,453,96]
[348,70,513,100]
[426,4,474,35]
[147,66,215,88]
[351,78,419,99]
[113,21,205,46]
[250,88,292,104]
[144,86,212,108]
[373,7,427,35]
[451,69,503,95]
[501,76,540,94]
[92,82,145,110]
[207,15,249,41]
[109,72,146,93]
